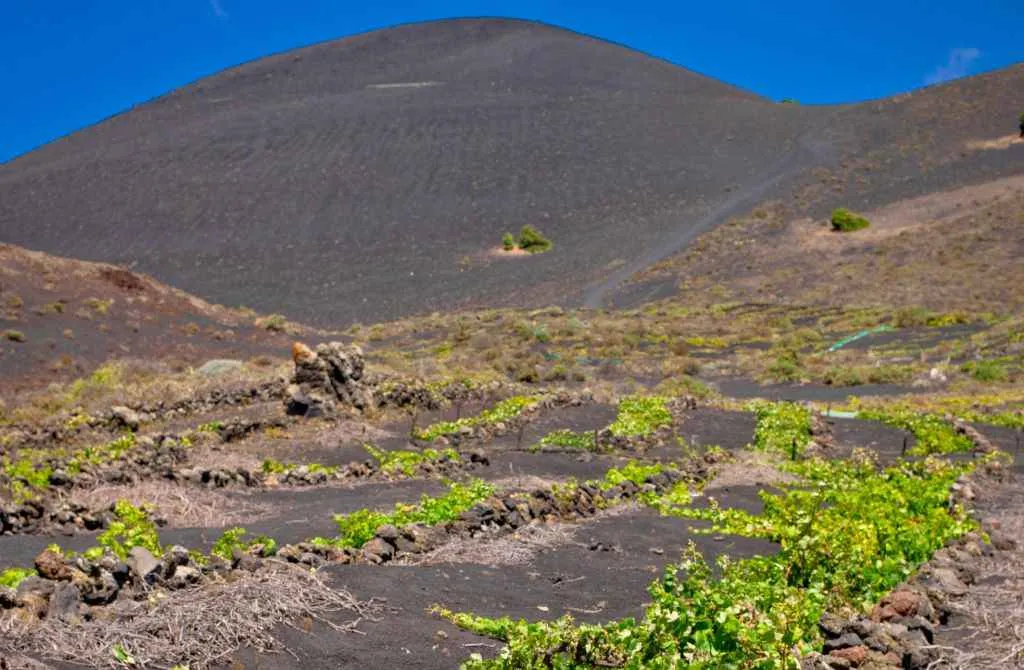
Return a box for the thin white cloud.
[924,47,981,85]
[210,0,228,19]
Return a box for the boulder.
[829,646,867,666]
[34,549,71,581]
[110,406,141,431]
[361,538,394,564]
[81,570,119,605]
[285,342,373,417]
[127,547,162,584]
[167,566,202,590]
[48,582,83,623]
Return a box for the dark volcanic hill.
[1,18,1021,325]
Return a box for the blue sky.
[1,1,1020,162]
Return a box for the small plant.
[415,395,539,441]
[211,527,277,560]
[197,420,223,433]
[857,406,973,455]
[608,396,672,437]
[255,314,289,332]
[2,292,23,310]
[84,297,113,315]
[961,359,1010,383]
[830,208,870,232]
[747,401,812,456]
[532,429,595,452]
[501,232,516,251]
[0,567,34,589]
[96,500,162,559]
[364,444,460,476]
[332,479,494,548]
[515,225,552,254]
[2,330,25,343]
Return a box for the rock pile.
[285,342,373,417]
[807,530,1013,669]
[1,543,279,623]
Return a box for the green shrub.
[961,359,1010,383]
[748,401,812,456]
[533,429,595,452]
[858,407,973,455]
[0,567,34,589]
[516,225,552,254]
[442,456,975,668]
[766,349,803,383]
[96,500,162,559]
[211,527,277,560]
[830,208,870,232]
[501,232,516,251]
[332,479,494,548]
[608,396,672,437]
[415,395,539,441]
[2,330,25,343]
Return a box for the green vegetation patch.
[92,500,163,560]
[608,396,672,437]
[857,407,973,455]
[748,401,812,457]
[531,429,595,452]
[960,359,1010,383]
[328,479,495,549]
[830,208,871,232]
[440,456,975,668]
[501,225,553,254]
[211,527,278,561]
[0,567,34,589]
[415,395,540,441]
[364,444,461,476]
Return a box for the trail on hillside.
[580,127,839,309]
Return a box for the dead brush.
[65,480,272,528]
[0,562,381,670]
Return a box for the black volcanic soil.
[0,18,828,327]
[4,20,1020,326]
[228,507,778,670]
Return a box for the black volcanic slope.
[1,19,1020,325]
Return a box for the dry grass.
[65,481,273,528]
[189,446,264,473]
[409,522,580,567]
[704,450,796,491]
[6,357,288,424]
[408,503,639,567]
[0,562,380,670]
[932,480,1024,669]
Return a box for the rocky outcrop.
[285,342,373,417]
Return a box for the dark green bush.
[516,225,552,254]
[830,208,870,232]
[501,232,515,251]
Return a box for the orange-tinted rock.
[831,645,868,666]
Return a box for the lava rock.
[361,538,394,564]
[127,547,162,585]
[34,549,71,581]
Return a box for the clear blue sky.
[1,1,1020,162]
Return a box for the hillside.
[0,243,302,395]
[3,20,1020,324]
[0,18,828,326]
[2,19,1024,669]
